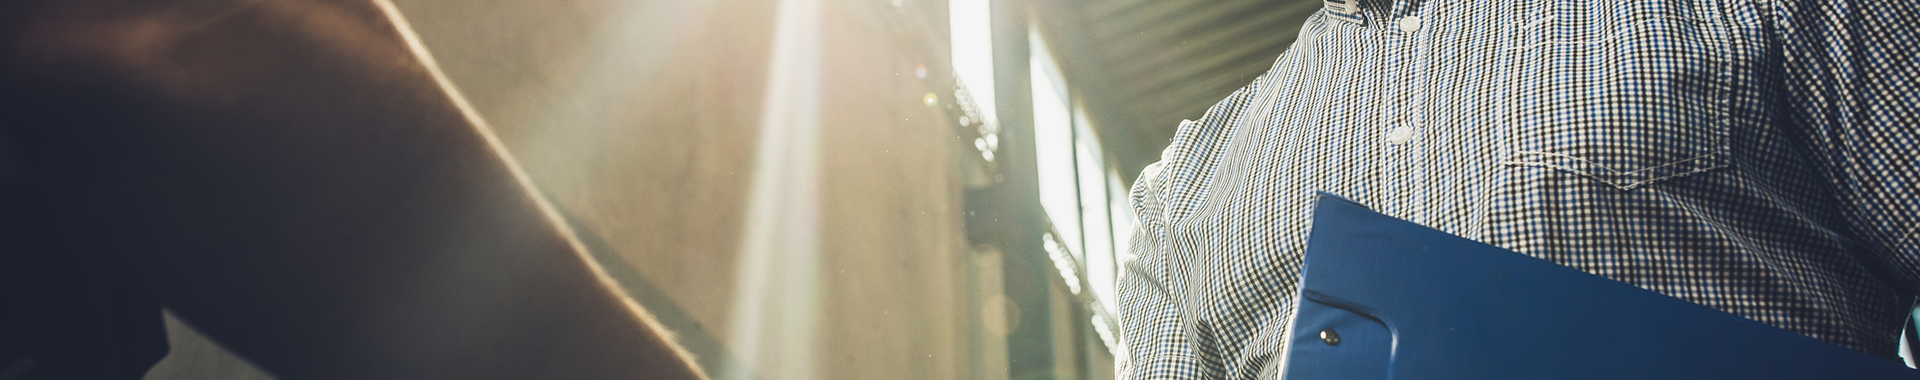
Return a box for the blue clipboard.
[1280,193,1920,379]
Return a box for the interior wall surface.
[383,0,977,379]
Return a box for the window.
[1030,26,1127,351]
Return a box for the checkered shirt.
[1114,0,1920,378]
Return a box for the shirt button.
[1385,126,1415,145]
[1397,16,1422,33]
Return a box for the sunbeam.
[723,0,823,378]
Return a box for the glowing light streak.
[723,0,823,378]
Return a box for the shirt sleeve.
[1117,81,1262,379]
[1773,0,1920,292]
[1116,159,1206,379]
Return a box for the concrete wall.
[388,0,980,378]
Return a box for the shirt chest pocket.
[1501,0,1732,191]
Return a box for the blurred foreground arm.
[0,0,705,378]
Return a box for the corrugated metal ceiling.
[1032,0,1321,181]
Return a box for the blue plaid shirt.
[1116,0,1920,378]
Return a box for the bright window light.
[1077,105,1116,313]
[1104,167,1135,314]
[949,0,996,127]
[1031,28,1081,259]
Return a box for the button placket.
[1371,0,1432,223]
